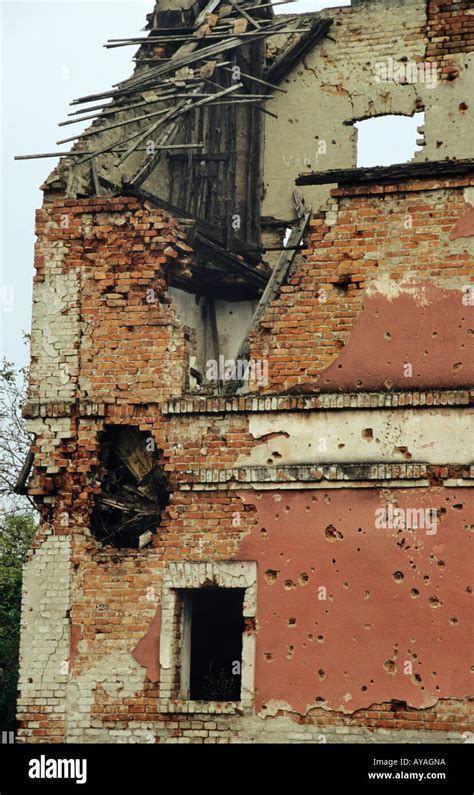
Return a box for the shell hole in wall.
[354,112,425,167]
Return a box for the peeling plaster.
[316,284,474,391]
[132,607,161,683]
[236,488,473,715]
[239,409,474,468]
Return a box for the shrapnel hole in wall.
[91,425,169,549]
[355,113,425,167]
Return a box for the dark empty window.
[182,588,245,701]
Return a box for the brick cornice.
[22,389,473,419]
[162,389,473,415]
[176,463,474,489]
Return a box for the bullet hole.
[452,503,463,510]
[357,528,363,533]
[432,672,437,677]
[453,362,462,371]
[467,586,472,595]
[272,451,282,459]
[343,581,349,589]
[317,635,325,643]
[299,572,309,586]
[307,633,314,641]
[361,685,367,692]
[459,102,468,111]
[450,617,458,626]
[423,575,430,584]
[332,274,352,292]
[432,330,438,337]
[393,570,404,582]
[318,669,326,680]
[264,652,274,662]
[384,659,397,675]
[265,569,279,584]
[429,596,442,608]
[384,380,394,389]
[338,443,345,449]
[384,332,391,340]
[411,588,420,598]
[364,591,370,599]
[284,505,290,513]
[356,548,361,552]
[364,624,372,630]
[356,380,364,388]
[394,446,412,460]
[325,525,344,542]
[436,141,443,148]
[28,677,33,684]
[287,645,294,659]
[260,527,268,538]
[288,617,297,627]
[284,579,296,590]
[412,673,422,685]
[266,458,273,465]
[437,560,445,570]
[362,428,373,441]
[324,494,331,504]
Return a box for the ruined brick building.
[16,0,473,743]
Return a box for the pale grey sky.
[2,0,421,370]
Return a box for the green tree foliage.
[0,358,37,730]
[0,514,36,729]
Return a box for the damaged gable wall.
[263,0,474,221]
[16,0,474,745]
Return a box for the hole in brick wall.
[91,425,170,549]
[181,587,245,701]
[355,113,425,167]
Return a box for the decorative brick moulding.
[178,463,474,490]
[162,390,473,416]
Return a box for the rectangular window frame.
[158,561,257,715]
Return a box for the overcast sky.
[1,0,420,370]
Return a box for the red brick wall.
[251,176,474,393]
[427,0,474,79]
[18,177,474,743]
